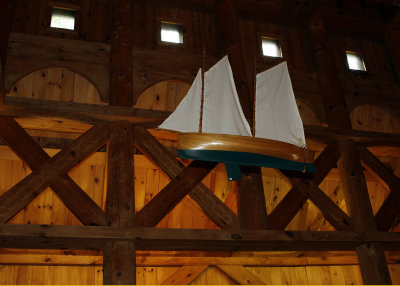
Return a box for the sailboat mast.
[199,48,206,133]
[252,56,256,137]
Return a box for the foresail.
[159,69,202,132]
[255,62,306,148]
[203,56,252,137]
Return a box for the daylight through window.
[161,22,183,44]
[346,51,366,71]
[261,37,282,58]
[50,8,75,30]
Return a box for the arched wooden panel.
[7,67,102,104]
[350,104,400,134]
[134,80,190,112]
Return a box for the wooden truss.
[0,115,399,284]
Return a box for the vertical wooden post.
[308,12,351,128]
[338,141,392,285]
[110,0,133,106]
[384,23,400,82]
[104,122,136,284]
[309,11,391,284]
[0,0,14,106]
[237,167,268,229]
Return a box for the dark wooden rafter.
[104,122,136,285]
[0,0,13,106]
[136,160,218,227]
[110,0,133,106]
[268,143,340,229]
[359,146,400,231]
[0,116,105,226]
[308,12,352,129]
[384,22,400,82]
[133,126,240,230]
[338,141,392,284]
[0,122,109,224]
[2,224,400,252]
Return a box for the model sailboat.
[159,56,315,180]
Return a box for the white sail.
[255,62,306,148]
[158,69,202,132]
[202,56,252,137]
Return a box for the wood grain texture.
[179,132,312,162]
[216,265,266,285]
[2,224,400,251]
[161,265,208,285]
[104,122,136,284]
[268,143,340,229]
[136,160,217,227]
[109,0,133,106]
[134,126,240,229]
[238,167,268,230]
[338,140,391,284]
[0,124,109,223]
[0,116,105,226]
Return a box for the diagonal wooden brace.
[136,160,218,227]
[0,117,108,224]
[268,143,340,229]
[133,126,240,229]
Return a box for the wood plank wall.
[8,0,400,119]
[2,68,400,284]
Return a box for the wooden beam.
[0,124,109,223]
[304,124,400,146]
[268,143,340,229]
[3,97,168,126]
[161,265,208,285]
[338,141,392,284]
[2,224,400,251]
[133,126,240,230]
[136,160,217,227]
[284,177,353,231]
[238,167,268,230]
[375,184,400,231]
[359,145,399,190]
[0,0,13,73]
[3,249,400,266]
[308,12,351,128]
[215,0,253,127]
[216,265,266,285]
[110,0,133,106]
[385,23,400,82]
[0,116,105,226]
[104,122,136,285]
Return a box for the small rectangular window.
[50,8,75,30]
[261,37,282,58]
[346,51,366,71]
[161,22,183,44]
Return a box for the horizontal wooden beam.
[304,125,400,146]
[2,249,400,266]
[1,224,400,252]
[2,96,168,126]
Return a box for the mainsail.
[159,56,252,137]
[255,61,306,147]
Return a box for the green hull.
[178,149,316,181]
